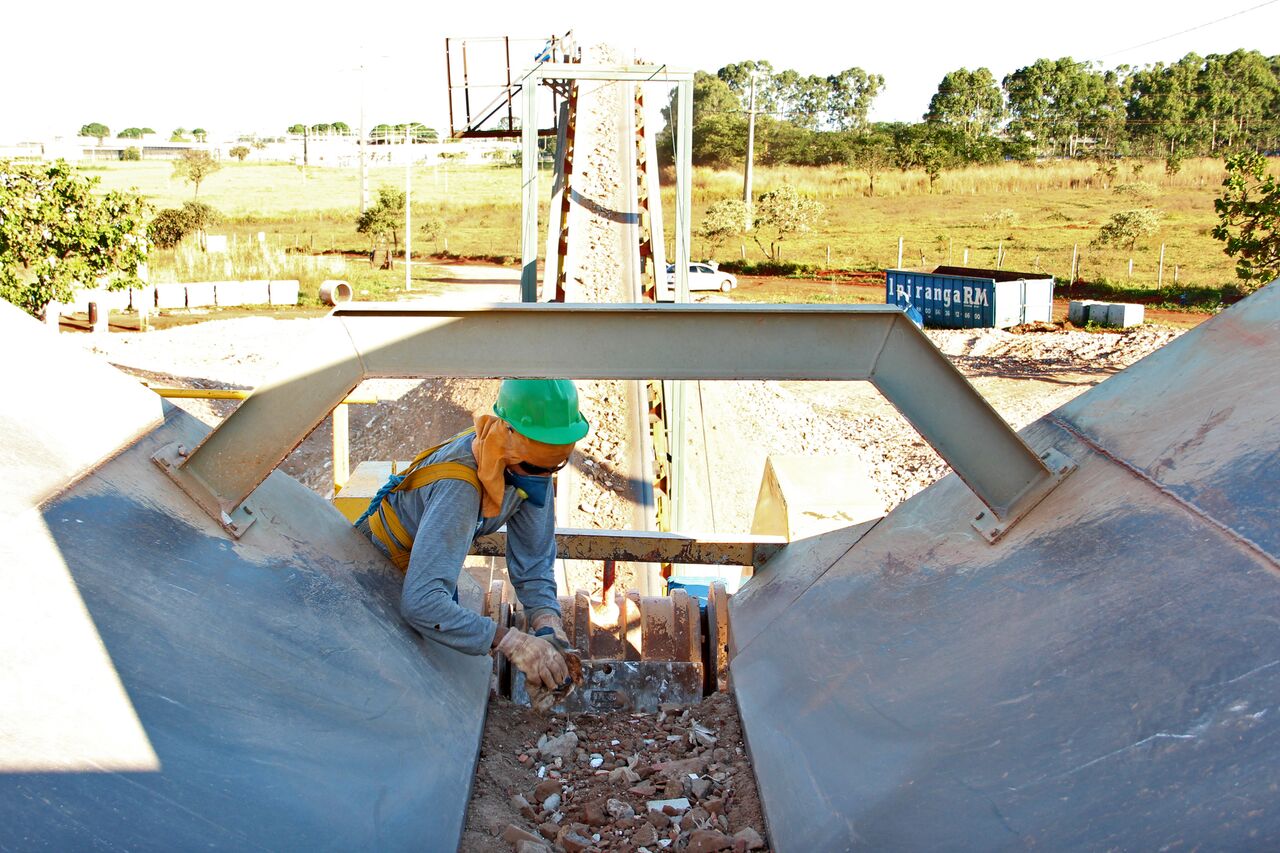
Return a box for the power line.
[1099,0,1280,59]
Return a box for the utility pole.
[359,64,369,213]
[404,125,413,291]
[743,73,757,231]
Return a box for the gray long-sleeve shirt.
[357,431,561,655]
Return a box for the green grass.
[80,157,1257,298]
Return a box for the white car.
[665,262,738,293]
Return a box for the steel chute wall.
[0,305,491,851]
[732,282,1280,850]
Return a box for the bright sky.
[4,0,1279,142]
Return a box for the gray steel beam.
[520,80,539,302]
[534,64,694,82]
[472,528,785,567]
[167,303,1060,538]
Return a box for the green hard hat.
[493,379,590,445]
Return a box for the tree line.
[664,50,1280,178]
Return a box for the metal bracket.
[152,442,257,539]
[972,447,1076,543]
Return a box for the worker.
[353,378,589,697]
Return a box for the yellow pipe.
[148,387,378,405]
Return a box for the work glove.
[496,628,570,692]
[528,609,570,649]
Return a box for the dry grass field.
[81,156,1254,303]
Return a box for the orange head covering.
[472,413,576,517]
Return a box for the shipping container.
[885,266,1054,329]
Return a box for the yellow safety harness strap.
[366,428,482,572]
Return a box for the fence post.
[1128,258,1133,279]
[897,236,903,269]
[1070,244,1078,283]
[1158,243,1165,289]
[963,247,969,265]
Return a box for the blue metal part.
[733,282,1280,850]
[886,266,1054,328]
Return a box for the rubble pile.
[463,694,770,852]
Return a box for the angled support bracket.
[165,303,1072,544]
[152,441,258,538]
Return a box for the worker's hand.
[529,609,570,649]
[496,628,570,692]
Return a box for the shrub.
[1092,208,1163,250]
[149,208,191,249]
[121,146,142,162]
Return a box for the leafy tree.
[252,139,268,151]
[825,67,884,131]
[925,67,1005,140]
[1212,152,1280,290]
[420,217,445,247]
[332,121,350,133]
[172,149,221,198]
[1003,58,1125,157]
[893,124,963,192]
[79,122,110,144]
[142,127,156,135]
[229,145,250,161]
[119,127,149,139]
[355,186,407,255]
[182,201,219,245]
[750,184,823,261]
[0,160,149,317]
[1093,208,1163,250]
[192,128,208,143]
[121,146,142,161]
[147,201,221,250]
[287,123,307,134]
[691,113,749,169]
[849,129,896,196]
[696,199,748,251]
[170,127,189,142]
[718,60,777,113]
[310,123,331,135]
[1196,50,1279,152]
[148,208,191,249]
[1125,54,1205,158]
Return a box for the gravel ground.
[462,694,768,853]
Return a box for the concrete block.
[130,287,155,310]
[154,284,186,309]
[205,235,228,253]
[215,281,247,307]
[241,280,271,305]
[269,280,300,306]
[185,282,216,307]
[1067,300,1096,325]
[1084,302,1113,324]
[1105,303,1144,328]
